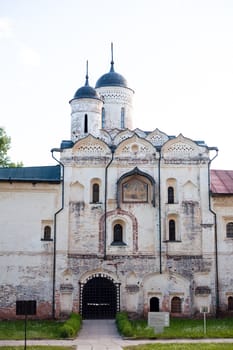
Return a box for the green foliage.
[0,127,23,167]
[0,347,75,350]
[0,127,11,167]
[0,320,63,340]
[59,313,82,338]
[160,317,233,339]
[123,344,233,350]
[0,315,81,340]
[116,313,233,340]
[116,312,155,338]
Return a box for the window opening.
[171,296,181,313]
[113,224,123,243]
[228,296,233,311]
[226,222,233,238]
[92,183,99,203]
[168,186,174,203]
[84,114,88,133]
[169,220,176,241]
[102,108,105,128]
[44,225,51,240]
[121,107,125,128]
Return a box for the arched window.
[150,297,159,312]
[226,222,233,238]
[84,114,88,133]
[101,108,105,128]
[169,220,176,241]
[92,183,99,203]
[168,186,174,204]
[44,226,51,240]
[113,224,123,243]
[121,107,125,128]
[228,296,233,311]
[171,296,181,313]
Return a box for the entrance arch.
[80,274,120,319]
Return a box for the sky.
[0,0,233,169]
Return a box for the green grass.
[0,313,82,340]
[123,345,233,350]
[0,347,75,350]
[158,317,233,339]
[0,320,63,340]
[116,312,233,339]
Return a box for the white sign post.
[200,306,209,335]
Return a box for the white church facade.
[0,49,233,319]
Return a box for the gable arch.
[72,134,112,158]
[115,134,156,157]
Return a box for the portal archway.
[80,274,120,319]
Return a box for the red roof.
[211,170,233,194]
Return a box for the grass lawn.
[0,320,65,340]
[0,347,75,350]
[123,344,233,350]
[156,317,233,338]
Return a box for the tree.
[0,127,23,167]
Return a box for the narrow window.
[226,222,233,238]
[228,296,233,311]
[121,107,125,128]
[169,220,176,241]
[44,226,51,240]
[150,297,159,312]
[171,296,181,313]
[168,186,174,203]
[101,108,105,128]
[92,183,99,203]
[113,224,123,243]
[84,114,88,133]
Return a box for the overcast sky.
[0,0,233,169]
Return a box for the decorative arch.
[99,209,138,254]
[117,167,155,207]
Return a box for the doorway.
[81,275,120,319]
[150,297,160,312]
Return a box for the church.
[0,47,233,320]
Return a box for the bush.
[116,312,134,337]
[59,313,82,338]
[116,312,157,339]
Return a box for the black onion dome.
[95,66,129,88]
[95,45,129,88]
[71,61,102,101]
[73,85,101,100]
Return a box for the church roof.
[0,165,61,183]
[71,61,102,101]
[95,67,129,89]
[210,169,233,194]
[73,85,101,100]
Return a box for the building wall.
[0,133,232,319]
[0,182,60,318]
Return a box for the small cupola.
[95,43,134,130]
[70,61,103,141]
[71,61,102,102]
